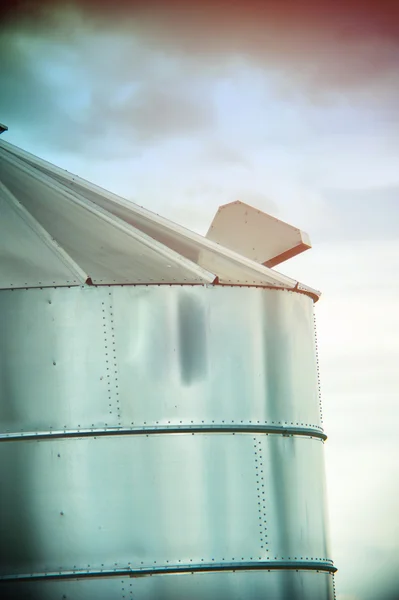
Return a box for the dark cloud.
[0,16,215,155]
[83,82,214,143]
[3,2,399,85]
[0,31,81,151]
[3,1,399,34]
[3,1,399,65]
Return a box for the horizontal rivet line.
[0,560,337,582]
[0,425,327,442]
[0,283,317,298]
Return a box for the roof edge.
[0,140,320,298]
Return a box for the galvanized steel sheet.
[0,286,321,433]
[0,434,329,576]
[0,284,334,598]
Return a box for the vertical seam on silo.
[109,292,121,424]
[332,572,337,599]
[102,292,121,425]
[313,308,324,426]
[253,437,268,558]
[101,300,112,422]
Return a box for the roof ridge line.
[0,148,217,285]
[0,179,88,285]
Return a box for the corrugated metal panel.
[0,140,320,297]
[0,434,330,576]
[0,181,87,289]
[0,148,216,286]
[0,286,322,434]
[0,434,262,575]
[0,279,333,597]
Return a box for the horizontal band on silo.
[0,559,337,583]
[0,424,327,442]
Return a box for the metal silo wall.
[0,285,335,599]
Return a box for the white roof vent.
[207,200,311,267]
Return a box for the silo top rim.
[0,139,320,300]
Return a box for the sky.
[1,1,399,598]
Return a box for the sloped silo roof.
[0,139,319,300]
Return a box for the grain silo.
[0,137,336,599]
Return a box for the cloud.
[1,0,398,159]
[197,140,250,168]
[0,30,80,150]
[0,11,216,154]
[3,1,399,89]
[291,185,399,244]
[321,186,399,241]
[1,0,399,223]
